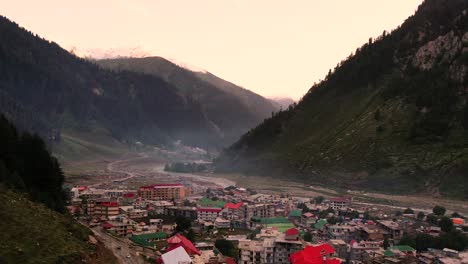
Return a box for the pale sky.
[3,0,423,99]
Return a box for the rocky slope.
[216,0,468,198]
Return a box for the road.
[90,226,144,264]
[88,153,148,188]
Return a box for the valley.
[64,149,468,216]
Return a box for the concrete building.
[197,207,222,222]
[138,184,188,201]
[119,206,148,219]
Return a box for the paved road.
[90,226,144,264]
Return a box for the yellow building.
[138,184,188,200]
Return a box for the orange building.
[138,184,188,201]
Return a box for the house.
[93,201,119,219]
[166,233,200,256]
[221,202,244,221]
[129,232,167,247]
[301,212,316,227]
[377,220,404,242]
[285,228,300,241]
[329,239,348,260]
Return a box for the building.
[239,228,303,264]
[329,197,352,210]
[221,202,244,221]
[329,239,348,260]
[197,207,222,222]
[164,206,197,220]
[289,244,341,264]
[138,184,188,200]
[215,218,231,229]
[327,225,356,241]
[92,201,119,219]
[103,220,133,237]
[241,203,276,222]
[119,206,148,219]
[377,220,404,242]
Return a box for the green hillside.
[216,0,468,198]
[0,190,117,264]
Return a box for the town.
[66,181,468,264]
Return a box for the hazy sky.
[3,0,423,99]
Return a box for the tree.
[314,196,324,204]
[175,216,191,233]
[426,214,438,225]
[451,212,463,218]
[186,228,196,242]
[215,239,237,258]
[439,216,454,232]
[327,216,338,225]
[417,212,425,220]
[383,237,390,249]
[304,232,312,242]
[403,208,414,214]
[433,205,446,216]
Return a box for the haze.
[3,0,423,99]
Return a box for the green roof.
[130,232,167,247]
[389,245,416,252]
[268,223,295,232]
[314,219,327,229]
[251,217,290,224]
[384,250,394,257]
[198,197,226,208]
[288,210,302,217]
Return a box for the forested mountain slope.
[216,0,468,198]
[97,57,278,145]
[0,16,220,152]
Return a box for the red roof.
[285,228,299,236]
[123,193,135,198]
[166,234,200,255]
[224,257,236,264]
[289,244,340,264]
[102,222,114,229]
[197,208,222,213]
[224,202,243,209]
[77,186,87,191]
[99,202,119,207]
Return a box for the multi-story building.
[119,206,148,219]
[377,220,403,242]
[327,225,356,241]
[239,228,303,264]
[103,220,133,237]
[241,203,276,221]
[164,206,197,220]
[138,184,188,201]
[94,201,120,219]
[197,207,222,222]
[329,197,352,210]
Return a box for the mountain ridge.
[215,0,468,198]
[97,56,279,146]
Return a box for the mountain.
[0,15,220,155]
[96,57,279,145]
[269,97,296,110]
[216,0,468,198]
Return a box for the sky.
[3,0,423,100]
